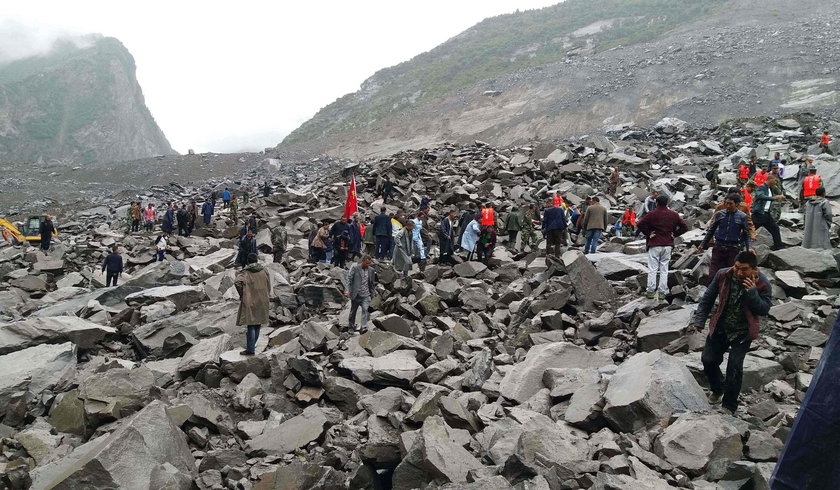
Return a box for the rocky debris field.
[0,113,839,489]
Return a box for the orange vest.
[820,134,830,145]
[739,164,750,179]
[803,175,822,197]
[144,208,155,221]
[742,188,753,211]
[622,210,636,226]
[753,171,768,186]
[480,207,495,226]
[553,195,563,207]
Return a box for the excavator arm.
[0,218,25,244]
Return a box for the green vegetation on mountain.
[281,0,728,148]
[0,36,174,164]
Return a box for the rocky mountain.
[0,36,175,165]
[278,0,840,160]
[0,113,838,488]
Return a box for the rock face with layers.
[30,401,195,489]
[0,316,115,354]
[603,350,710,432]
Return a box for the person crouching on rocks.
[236,253,271,356]
[154,231,169,262]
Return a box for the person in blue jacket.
[222,188,232,208]
[201,200,214,225]
[161,203,175,234]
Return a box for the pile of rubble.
[0,114,838,489]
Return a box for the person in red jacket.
[737,161,750,187]
[553,193,564,207]
[621,206,637,236]
[802,167,822,200]
[752,167,769,187]
[636,195,689,300]
[820,131,832,154]
[480,203,497,227]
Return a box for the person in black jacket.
[456,206,476,251]
[176,205,189,236]
[381,177,395,203]
[372,207,392,259]
[39,215,55,251]
[101,246,123,287]
[237,231,258,267]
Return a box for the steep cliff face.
[278,0,840,160]
[0,36,175,164]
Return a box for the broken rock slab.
[603,350,710,433]
[125,285,207,311]
[0,316,116,355]
[177,333,232,375]
[246,404,339,456]
[0,342,76,420]
[561,250,616,309]
[499,342,613,404]
[767,247,837,276]
[654,412,744,479]
[637,307,693,352]
[338,350,424,386]
[30,400,195,489]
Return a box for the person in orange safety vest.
[480,203,496,226]
[753,168,769,187]
[738,162,750,186]
[803,168,822,200]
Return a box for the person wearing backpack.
[176,204,189,236]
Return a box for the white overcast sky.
[2,1,561,153]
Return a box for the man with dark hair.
[237,231,258,267]
[380,177,395,203]
[271,221,289,263]
[457,205,476,251]
[636,194,688,300]
[752,174,785,250]
[373,207,391,259]
[39,215,55,251]
[176,204,189,236]
[102,245,123,287]
[438,209,457,265]
[345,255,376,333]
[690,251,772,413]
[542,198,568,257]
[699,193,753,283]
[642,190,659,217]
[520,204,539,251]
[235,252,270,356]
[580,196,608,254]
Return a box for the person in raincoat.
[392,220,416,277]
[460,218,481,261]
[802,187,833,250]
[235,253,271,355]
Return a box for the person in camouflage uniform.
[519,204,540,251]
[769,165,784,221]
[126,203,134,233]
[230,195,239,225]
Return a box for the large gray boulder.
[768,247,837,277]
[500,342,613,404]
[78,366,156,418]
[246,404,338,456]
[177,334,231,374]
[653,412,744,479]
[561,251,616,309]
[131,302,237,357]
[508,413,590,472]
[338,350,424,386]
[0,316,115,355]
[392,415,483,489]
[637,308,693,352]
[30,400,196,489]
[603,350,710,432]
[125,285,207,311]
[0,342,76,420]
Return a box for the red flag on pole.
[343,174,358,219]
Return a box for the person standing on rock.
[237,231,258,267]
[333,230,351,268]
[39,215,55,251]
[411,213,427,262]
[222,188,231,208]
[460,217,481,261]
[742,182,755,212]
[480,203,498,228]
[637,194,688,300]
[176,204,189,236]
[752,174,785,251]
[154,231,168,261]
[438,209,457,265]
[348,214,363,261]
[312,222,330,263]
[162,203,175,234]
[271,221,289,263]
[769,165,784,222]
[143,203,156,232]
[504,205,523,250]
[243,188,250,205]
[380,176,395,204]
[187,201,198,236]
[131,202,142,233]
[236,252,271,356]
[608,167,620,196]
[580,196,608,254]
[711,187,755,240]
[262,182,271,197]
[393,220,415,277]
[201,200,214,226]
[248,212,258,231]
[820,130,832,154]
[456,205,476,251]
[753,166,769,187]
[520,204,540,251]
[330,216,350,264]
[101,245,123,287]
[802,167,821,203]
[642,190,658,217]
[373,207,391,259]
[698,193,753,284]
[690,251,771,414]
[737,160,750,187]
[542,199,568,257]
[345,255,376,334]
[803,187,833,250]
[125,203,133,233]
[363,217,375,256]
[229,195,239,225]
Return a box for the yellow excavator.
[0,216,59,245]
